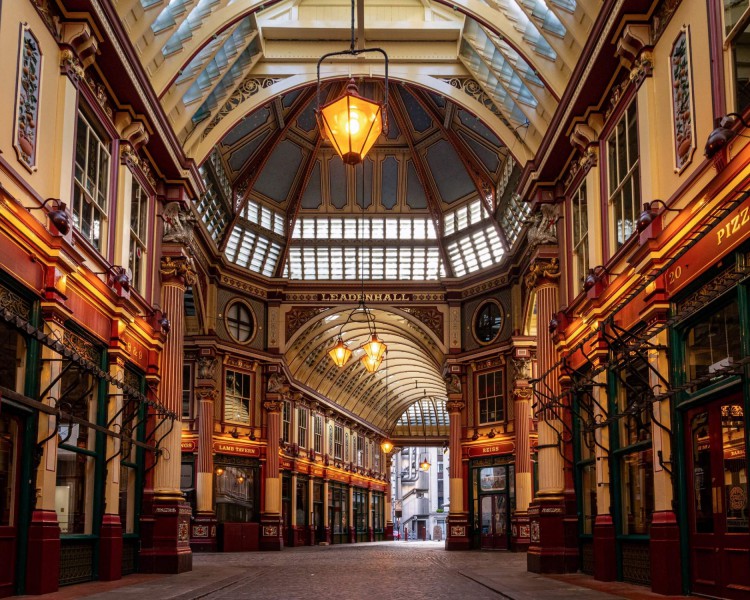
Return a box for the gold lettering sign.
[213,442,259,456]
[320,293,410,302]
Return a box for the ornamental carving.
[563,148,597,191]
[440,77,511,128]
[445,373,462,394]
[15,25,42,172]
[64,329,102,364]
[398,307,443,339]
[196,356,217,380]
[670,27,695,173]
[446,399,465,413]
[652,0,684,43]
[285,307,327,340]
[511,358,532,381]
[266,372,287,394]
[527,204,558,248]
[514,386,534,401]
[160,256,198,286]
[163,202,196,246]
[202,77,281,139]
[524,258,560,289]
[263,400,282,413]
[629,52,653,86]
[59,49,85,82]
[0,284,31,320]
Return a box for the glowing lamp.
[361,334,387,364]
[419,458,431,472]
[381,438,394,453]
[328,337,352,367]
[361,353,384,373]
[317,79,383,165]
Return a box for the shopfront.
[329,482,348,544]
[671,253,750,600]
[469,454,515,549]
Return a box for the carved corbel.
[616,24,652,69]
[59,21,99,68]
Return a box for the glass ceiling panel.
[396,399,449,428]
[446,224,505,277]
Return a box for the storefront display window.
[0,415,18,527]
[722,404,748,533]
[685,299,741,391]
[214,456,259,522]
[620,449,654,535]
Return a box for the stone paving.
[25,542,690,600]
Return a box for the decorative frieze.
[202,77,282,139]
[285,307,327,340]
[398,306,443,339]
[460,275,509,299]
[524,258,561,289]
[220,275,267,299]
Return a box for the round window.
[226,301,255,343]
[474,300,503,344]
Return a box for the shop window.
[372,493,383,532]
[617,361,652,446]
[356,434,364,467]
[575,383,597,535]
[345,432,350,462]
[225,301,255,344]
[225,369,251,423]
[571,181,589,290]
[334,424,343,459]
[314,414,323,453]
[73,111,110,250]
[607,101,640,249]
[282,400,291,443]
[477,369,504,424]
[721,404,748,533]
[473,300,503,344]
[182,363,192,419]
[580,463,596,535]
[685,298,741,391]
[56,354,99,535]
[0,319,27,392]
[374,445,380,472]
[214,457,259,522]
[0,415,18,527]
[620,449,654,535]
[129,179,149,294]
[725,1,750,112]
[296,477,308,526]
[297,407,308,449]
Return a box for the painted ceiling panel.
[459,131,500,173]
[222,107,270,146]
[381,156,398,210]
[227,131,269,172]
[300,160,323,209]
[253,139,304,202]
[425,140,476,203]
[406,161,428,210]
[329,158,348,209]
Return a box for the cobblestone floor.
[25,542,690,600]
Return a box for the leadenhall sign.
[319,293,411,302]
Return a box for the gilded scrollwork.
[160,256,198,286]
[524,257,560,289]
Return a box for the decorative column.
[140,249,196,574]
[323,478,331,545]
[260,368,284,550]
[445,368,469,550]
[192,356,218,552]
[290,472,299,546]
[368,489,374,541]
[26,309,66,594]
[99,351,126,581]
[525,251,577,573]
[511,375,533,552]
[384,454,394,540]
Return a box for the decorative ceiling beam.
[387,86,455,278]
[273,135,323,278]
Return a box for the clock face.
[474,301,503,343]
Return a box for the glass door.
[686,398,750,599]
[0,411,21,596]
[478,465,510,549]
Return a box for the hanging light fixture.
[419,454,431,472]
[380,351,393,453]
[315,0,389,165]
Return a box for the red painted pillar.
[260,368,284,550]
[445,384,469,550]
[192,363,217,552]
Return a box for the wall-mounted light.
[27,197,71,235]
[705,112,750,158]
[249,428,257,441]
[215,466,225,476]
[636,200,681,232]
[230,427,239,439]
[583,266,607,292]
[92,265,131,295]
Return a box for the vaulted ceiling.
[113,0,599,435]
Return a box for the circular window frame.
[224,299,257,345]
[471,299,504,345]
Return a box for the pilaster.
[444,371,469,550]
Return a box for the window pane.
[722,404,749,533]
[620,448,654,535]
[686,299,742,389]
[691,411,713,533]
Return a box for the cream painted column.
[514,386,534,513]
[348,485,354,542]
[532,267,565,497]
[196,388,215,513]
[368,489,373,539]
[650,330,673,511]
[153,254,196,496]
[384,454,393,539]
[291,473,298,529]
[264,399,282,516]
[323,479,330,532]
[447,398,465,514]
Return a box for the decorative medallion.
[285,307,327,340]
[15,24,42,172]
[670,26,695,173]
[398,306,443,339]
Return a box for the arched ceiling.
[113,0,599,433]
[285,307,447,433]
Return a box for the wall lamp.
[636,200,681,232]
[471,427,497,441]
[142,308,171,334]
[583,266,608,291]
[27,198,71,235]
[248,428,257,441]
[705,112,750,158]
[92,265,131,295]
[230,427,240,439]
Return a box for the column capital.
[513,386,534,402]
[524,257,561,290]
[264,399,283,413]
[446,399,465,414]
[196,387,217,403]
[160,255,197,287]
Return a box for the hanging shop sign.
[466,440,514,457]
[181,439,197,452]
[666,193,750,295]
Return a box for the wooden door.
[0,412,22,598]
[686,398,750,599]
[479,494,509,549]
